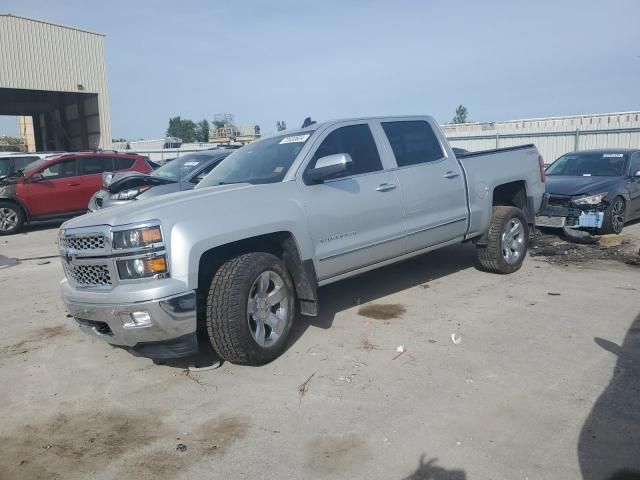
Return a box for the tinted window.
[190,159,223,184]
[630,153,640,175]
[78,157,113,175]
[382,120,444,167]
[41,159,77,179]
[113,157,135,170]
[546,152,627,177]
[308,124,382,179]
[0,158,11,177]
[13,156,39,171]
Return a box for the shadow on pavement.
[578,313,640,479]
[288,242,478,348]
[402,455,466,480]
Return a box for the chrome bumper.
[64,290,198,357]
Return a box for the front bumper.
[64,290,198,358]
[536,193,606,229]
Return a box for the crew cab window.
[113,157,135,170]
[41,159,77,179]
[381,120,444,167]
[78,157,113,175]
[630,153,640,175]
[308,124,382,179]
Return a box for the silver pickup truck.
[58,116,545,365]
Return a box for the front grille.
[63,262,112,287]
[547,194,573,208]
[60,235,106,252]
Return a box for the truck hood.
[545,176,623,197]
[106,171,175,193]
[63,183,255,229]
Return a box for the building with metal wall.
[443,111,640,164]
[0,14,111,151]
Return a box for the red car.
[0,152,153,235]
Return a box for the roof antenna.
[301,117,316,128]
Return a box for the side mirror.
[308,153,353,182]
[29,173,44,183]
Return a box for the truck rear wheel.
[205,252,296,365]
[476,206,529,274]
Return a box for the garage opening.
[0,88,101,152]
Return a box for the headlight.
[112,225,163,250]
[112,186,150,200]
[572,192,607,205]
[117,255,168,280]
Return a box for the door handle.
[67,182,81,187]
[376,183,397,192]
[443,171,459,179]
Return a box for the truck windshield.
[196,132,314,188]
[546,152,627,177]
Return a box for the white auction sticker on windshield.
[603,154,623,158]
[279,134,310,144]
[184,161,199,166]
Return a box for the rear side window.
[113,157,135,170]
[41,159,77,179]
[12,156,39,171]
[308,124,382,179]
[381,120,444,167]
[78,157,114,175]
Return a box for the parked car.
[88,150,232,211]
[0,152,153,235]
[0,152,61,180]
[58,115,545,364]
[537,149,640,234]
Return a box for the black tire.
[476,206,529,274]
[205,252,296,365]
[0,201,25,236]
[598,196,625,235]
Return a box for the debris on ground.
[392,345,407,360]
[188,361,221,372]
[451,334,462,345]
[298,372,316,400]
[530,231,638,266]
[36,260,50,265]
[176,443,187,452]
[547,292,562,296]
[359,338,379,352]
[598,234,623,247]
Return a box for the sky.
[1,0,639,139]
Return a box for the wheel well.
[492,181,527,211]
[0,198,28,220]
[197,232,318,323]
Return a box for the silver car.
[88,150,231,210]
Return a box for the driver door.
[297,122,406,282]
[20,158,81,216]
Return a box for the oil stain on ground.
[305,434,369,475]
[0,325,72,359]
[0,411,251,480]
[358,303,407,321]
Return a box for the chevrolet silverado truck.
[58,116,545,365]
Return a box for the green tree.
[276,120,287,131]
[452,105,468,124]
[166,116,196,143]
[195,119,210,142]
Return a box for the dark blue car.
[539,149,640,234]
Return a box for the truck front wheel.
[476,206,529,274]
[205,252,296,365]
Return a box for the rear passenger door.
[297,122,406,281]
[378,119,468,252]
[77,156,114,206]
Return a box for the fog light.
[122,311,152,329]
